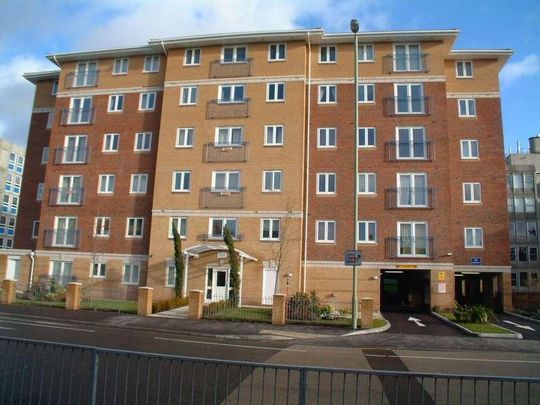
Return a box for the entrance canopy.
[184,243,257,262]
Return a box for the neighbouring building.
[3,27,513,312]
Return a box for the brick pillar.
[137,287,154,316]
[65,282,82,310]
[272,294,286,325]
[360,297,373,328]
[1,279,16,304]
[502,272,513,311]
[189,290,204,320]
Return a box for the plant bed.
[81,299,137,314]
[203,306,272,323]
[438,312,515,335]
[288,318,387,329]
[14,299,66,308]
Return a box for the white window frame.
[41,147,49,164]
[396,127,427,159]
[358,127,376,148]
[218,84,245,103]
[266,82,285,102]
[134,132,152,152]
[50,261,73,284]
[103,133,119,152]
[209,218,238,239]
[397,221,429,257]
[463,183,482,204]
[318,85,336,104]
[316,220,336,243]
[74,61,98,87]
[52,216,78,247]
[46,112,54,129]
[57,175,83,205]
[262,170,283,192]
[394,83,425,114]
[130,174,148,194]
[107,94,124,112]
[172,171,191,192]
[318,128,337,148]
[215,127,243,146]
[358,221,377,243]
[260,219,280,241]
[465,227,484,248]
[168,217,187,239]
[126,217,144,239]
[122,263,140,285]
[139,92,156,111]
[358,44,374,62]
[176,128,194,148]
[94,216,111,238]
[358,84,375,103]
[51,80,58,95]
[221,45,248,63]
[461,139,479,159]
[36,183,45,201]
[212,171,240,191]
[264,125,284,146]
[458,99,476,117]
[184,48,201,66]
[397,173,428,208]
[180,86,198,105]
[358,173,376,195]
[456,61,473,78]
[90,262,107,279]
[68,97,93,124]
[113,58,129,75]
[143,55,160,73]
[268,43,286,61]
[319,45,337,63]
[165,263,176,288]
[31,220,39,239]
[393,43,422,72]
[98,174,115,194]
[316,173,336,195]
[62,135,87,164]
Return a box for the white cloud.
[501,54,540,84]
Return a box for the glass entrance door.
[206,268,229,302]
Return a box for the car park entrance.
[455,272,503,312]
[380,270,431,312]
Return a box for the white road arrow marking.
[503,320,535,331]
[408,317,426,327]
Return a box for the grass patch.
[287,318,387,329]
[15,299,66,308]
[440,312,513,334]
[204,307,272,323]
[81,299,137,314]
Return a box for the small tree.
[172,225,185,298]
[269,199,297,294]
[223,226,240,302]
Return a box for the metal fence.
[81,283,138,314]
[1,336,539,405]
[14,275,74,308]
[286,295,352,325]
[203,295,273,323]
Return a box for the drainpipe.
[302,31,312,293]
[28,250,35,289]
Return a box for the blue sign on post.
[344,250,362,266]
[471,257,481,266]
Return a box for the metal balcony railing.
[203,142,249,163]
[209,59,252,78]
[512,235,539,244]
[382,54,429,73]
[386,237,435,259]
[199,187,245,209]
[60,108,96,125]
[385,187,435,209]
[383,96,431,116]
[49,187,85,206]
[207,99,250,119]
[54,147,90,164]
[44,229,81,248]
[65,70,99,88]
[197,233,244,242]
[385,141,433,161]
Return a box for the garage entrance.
[381,270,431,312]
[455,272,502,312]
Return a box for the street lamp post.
[350,19,360,330]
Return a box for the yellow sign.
[395,264,417,269]
[438,271,446,282]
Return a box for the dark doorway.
[380,270,431,312]
[455,272,503,312]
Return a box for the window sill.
[264,144,284,147]
[316,193,337,197]
[90,276,106,280]
[138,109,156,112]
[464,247,484,250]
[125,236,143,240]
[122,282,140,286]
[175,146,194,149]
[171,190,191,193]
[266,100,285,103]
[358,241,377,245]
[106,111,124,114]
[358,193,377,197]
[315,241,336,244]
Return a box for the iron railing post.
[298,368,307,405]
[90,349,99,405]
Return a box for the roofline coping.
[23,70,60,84]
[46,45,159,65]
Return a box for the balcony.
[385,188,435,209]
[49,187,85,206]
[385,141,432,161]
[386,237,435,259]
[44,229,81,248]
[382,54,429,73]
[204,142,249,163]
[54,147,90,164]
[209,59,252,78]
[199,187,245,209]
[197,233,244,242]
[65,70,99,88]
[60,108,96,125]
[383,97,431,116]
[207,99,250,119]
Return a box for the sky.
[0,0,538,152]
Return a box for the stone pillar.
[189,290,204,320]
[65,282,82,310]
[1,279,16,304]
[137,287,154,316]
[360,297,373,328]
[272,294,286,325]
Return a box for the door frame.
[205,266,230,302]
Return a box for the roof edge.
[23,70,60,84]
[47,45,159,65]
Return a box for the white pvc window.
[463,183,482,203]
[107,94,124,112]
[184,48,201,65]
[358,221,377,243]
[316,221,336,243]
[319,45,337,63]
[180,87,198,105]
[358,173,376,194]
[113,58,129,74]
[143,56,160,72]
[264,125,284,146]
[461,140,479,159]
[139,92,156,110]
[263,170,282,192]
[261,219,280,241]
[172,171,191,192]
[465,227,484,248]
[130,174,148,194]
[103,133,119,152]
[126,218,144,238]
[458,99,476,117]
[317,173,336,194]
[269,44,286,61]
[176,128,194,147]
[318,128,337,148]
[318,85,336,104]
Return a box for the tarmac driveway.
[382,311,463,337]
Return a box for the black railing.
[386,237,435,259]
[386,188,435,209]
[54,147,90,164]
[48,187,85,206]
[207,99,250,119]
[383,96,431,116]
[209,58,252,78]
[44,229,80,248]
[65,70,99,88]
[199,187,245,209]
[385,141,433,161]
[203,142,249,162]
[60,108,96,125]
[197,233,244,242]
[382,54,429,73]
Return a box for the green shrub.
[286,290,321,321]
[152,297,189,313]
[22,278,67,302]
[453,303,496,324]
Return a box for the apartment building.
[9,28,512,311]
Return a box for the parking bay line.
[0,319,94,333]
[365,353,540,364]
[155,337,306,352]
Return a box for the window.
[46,112,54,129]
[113,58,129,74]
[98,174,115,194]
[358,221,377,243]
[16,156,23,173]
[317,173,336,194]
[456,61,473,78]
[57,175,83,205]
[62,135,87,163]
[318,128,336,148]
[463,183,482,203]
[7,217,14,236]
[53,217,78,247]
[509,173,535,192]
[395,83,424,113]
[68,97,92,124]
[172,171,191,192]
[32,220,39,238]
[358,127,376,147]
[358,44,374,62]
[168,217,187,238]
[51,261,73,284]
[139,92,156,110]
[316,221,336,243]
[222,46,247,63]
[166,264,177,287]
[267,83,285,102]
[74,61,97,87]
[458,99,476,117]
[123,263,140,284]
[264,125,284,146]
[212,171,240,191]
[396,127,426,159]
[180,87,198,105]
[210,218,237,238]
[530,247,538,262]
[51,80,58,95]
[130,174,148,194]
[269,43,286,61]
[263,170,282,192]
[134,132,152,151]
[261,219,280,241]
[103,133,119,152]
[394,44,422,71]
[398,222,429,256]
[94,217,111,237]
[358,173,376,194]
[465,227,483,248]
[218,85,244,103]
[7,153,15,171]
[319,45,337,63]
[397,174,428,207]
[318,85,336,104]
[184,48,201,65]
[91,263,106,279]
[176,128,194,147]
[126,218,144,238]
[358,84,375,103]
[107,94,124,112]
[143,55,160,72]
[41,147,49,164]
[215,127,242,146]
[461,140,479,159]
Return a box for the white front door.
[262,267,277,304]
[206,268,229,302]
[6,257,21,280]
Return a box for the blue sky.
[0,0,538,151]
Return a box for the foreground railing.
[1,336,538,404]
